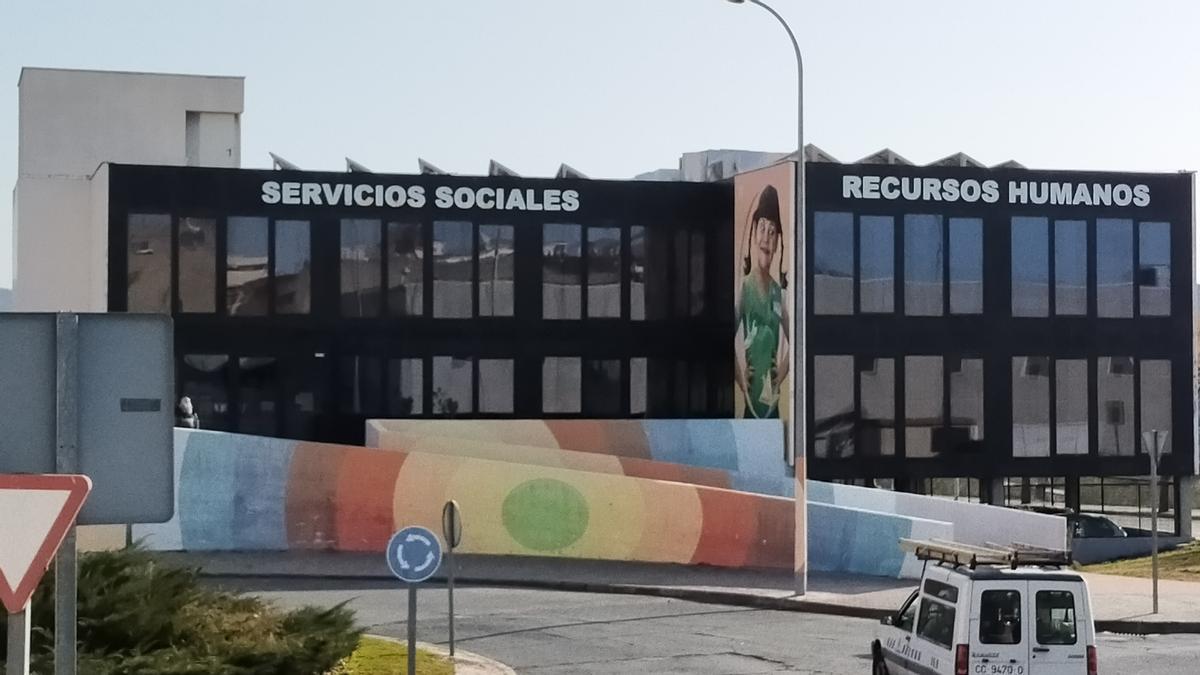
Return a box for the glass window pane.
[226,216,269,316]
[672,230,689,317]
[645,358,673,416]
[859,215,894,313]
[479,358,514,413]
[630,357,648,416]
[237,356,278,436]
[814,355,854,458]
[543,356,581,413]
[1097,218,1133,318]
[1139,221,1170,316]
[432,356,472,415]
[980,590,1022,645]
[674,360,689,414]
[631,226,669,321]
[859,358,895,456]
[177,216,216,313]
[814,211,853,315]
[905,214,944,316]
[587,227,621,318]
[340,219,382,317]
[479,224,515,317]
[275,219,310,314]
[180,354,230,431]
[689,360,708,414]
[279,355,321,440]
[434,221,474,319]
[1013,357,1050,457]
[128,213,172,313]
[949,217,982,314]
[543,224,582,319]
[1055,220,1087,316]
[905,356,943,457]
[916,600,956,649]
[949,358,984,453]
[1035,591,1077,645]
[1056,360,1089,455]
[339,356,383,415]
[387,358,422,416]
[387,222,423,317]
[689,232,707,317]
[583,358,621,416]
[1141,360,1172,454]
[1012,216,1049,317]
[1098,356,1134,455]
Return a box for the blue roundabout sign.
[386,526,444,584]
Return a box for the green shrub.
[0,546,360,675]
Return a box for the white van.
[872,540,1097,675]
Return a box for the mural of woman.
[735,184,791,419]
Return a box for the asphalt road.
[218,578,1200,674]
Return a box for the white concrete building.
[13,68,243,311]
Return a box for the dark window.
[1139,221,1170,316]
[274,219,311,314]
[1055,220,1087,315]
[1141,360,1172,454]
[949,357,984,453]
[387,222,423,317]
[180,354,230,431]
[339,356,383,415]
[1056,360,1089,455]
[916,599,956,649]
[479,224,515,317]
[630,226,670,320]
[922,579,959,603]
[949,217,982,314]
[1035,591,1077,645]
[583,358,621,416]
[340,219,382,317]
[280,355,322,440]
[432,356,472,416]
[1098,356,1134,456]
[387,358,423,416]
[895,591,919,632]
[859,215,894,313]
[543,356,581,413]
[673,360,689,414]
[980,590,1022,645]
[237,356,278,436]
[226,217,269,316]
[859,358,895,456]
[905,356,942,457]
[1013,357,1050,457]
[433,221,474,319]
[814,355,854,458]
[177,216,216,313]
[630,357,648,416]
[587,227,621,318]
[1096,218,1133,318]
[689,360,708,414]
[673,230,689,317]
[479,359,514,413]
[905,214,944,316]
[689,232,707,317]
[543,224,583,319]
[127,213,172,313]
[1012,216,1049,317]
[813,211,853,315]
[644,358,673,416]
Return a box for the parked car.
[1013,505,1128,539]
[873,541,1098,675]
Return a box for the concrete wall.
[809,503,952,578]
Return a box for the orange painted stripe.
[334,447,407,552]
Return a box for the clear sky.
[2,0,1198,289]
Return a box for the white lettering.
[477,187,496,209]
[1008,181,1028,204]
[434,186,454,208]
[453,186,475,209]
[281,181,301,205]
[960,179,980,202]
[1133,184,1150,207]
[506,188,527,210]
[942,178,960,202]
[302,183,321,205]
[1113,184,1133,206]
[384,185,405,207]
[1051,182,1072,204]
[862,176,881,199]
[525,188,544,211]
[982,180,1000,203]
[322,183,344,206]
[842,175,863,198]
[922,178,942,201]
[353,184,374,207]
[901,177,921,200]
[261,181,281,204]
[880,176,900,199]
[562,189,580,212]
[1071,183,1093,206]
[1092,183,1112,206]
[408,186,426,208]
[544,188,562,211]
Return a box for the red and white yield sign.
[0,474,92,614]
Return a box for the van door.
[970,581,1028,675]
[1028,582,1088,674]
[881,590,920,674]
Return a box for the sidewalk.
[161,551,1200,634]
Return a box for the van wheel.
[871,641,889,675]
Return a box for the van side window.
[1036,590,1077,645]
[917,599,956,649]
[979,590,1022,644]
[923,579,959,604]
[896,590,919,631]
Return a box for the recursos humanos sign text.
[843,174,1151,207]
[261,180,581,212]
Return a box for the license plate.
[973,665,1024,675]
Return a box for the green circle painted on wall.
[502,478,590,551]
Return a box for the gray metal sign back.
[0,313,174,525]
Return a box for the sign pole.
[442,500,461,657]
[54,313,80,675]
[7,608,32,675]
[407,584,417,675]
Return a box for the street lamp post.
[726,0,806,595]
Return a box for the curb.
[205,571,1200,635]
[367,635,516,675]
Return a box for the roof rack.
[900,538,1072,570]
